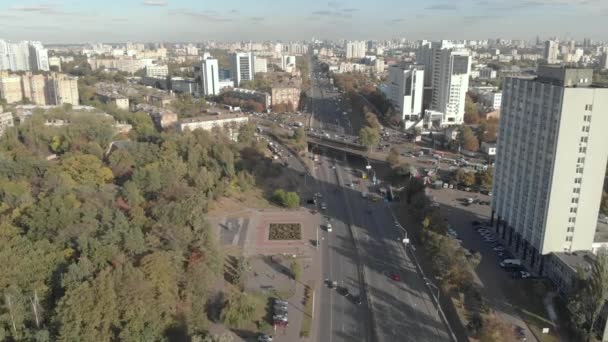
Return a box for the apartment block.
[491,66,608,272]
[385,63,425,129]
[0,76,24,103]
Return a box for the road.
[310,60,452,342]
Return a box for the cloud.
[311,10,353,18]
[390,18,404,23]
[250,16,264,21]
[111,17,129,22]
[425,3,458,10]
[169,9,231,22]
[462,15,501,24]
[10,4,58,14]
[343,8,359,13]
[142,0,168,6]
[230,9,239,14]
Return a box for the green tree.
[365,111,381,131]
[237,123,256,145]
[220,291,259,329]
[359,126,379,152]
[272,189,300,208]
[293,127,305,144]
[454,169,476,187]
[567,253,608,341]
[56,153,113,187]
[290,259,302,282]
[476,168,494,189]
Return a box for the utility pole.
[31,290,40,328]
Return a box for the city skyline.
[0,0,607,43]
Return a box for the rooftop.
[553,250,595,273]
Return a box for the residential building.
[601,53,608,70]
[479,67,497,79]
[480,92,502,110]
[0,110,14,137]
[230,52,254,87]
[480,141,497,156]
[145,64,168,77]
[0,40,49,71]
[229,88,271,109]
[491,66,608,272]
[97,91,130,110]
[28,42,49,71]
[271,79,301,111]
[21,73,48,105]
[419,41,471,126]
[136,104,178,130]
[0,75,24,103]
[49,73,79,105]
[202,58,220,96]
[254,57,268,73]
[544,40,560,64]
[48,56,62,71]
[346,41,366,59]
[88,57,149,74]
[374,58,385,73]
[281,55,296,73]
[178,114,249,140]
[385,63,424,129]
[545,251,594,295]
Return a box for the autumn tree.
[459,126,479,152]
[359,126,379,152]
[387,147,400,168]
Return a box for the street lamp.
[424,278,441,314]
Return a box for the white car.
[326,223,333,232]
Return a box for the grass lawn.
[300,281,315,338]
[505,279,560,342]
[268,223,302,240]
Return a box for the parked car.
[258,334,274,342]
[514,326,527,341]
[493,245,505,252]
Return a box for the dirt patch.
[269,223,302,240]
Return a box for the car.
[390,272,401,281]
[477,228,488,234]
[306,198,316,205]
[273,306,288,315]
[484,237,497,243]
[493,245,505,251]
[327,279,338,289]
[361,192,368,198]
[258,334,274,342]
[514,326,527,341]
[472,220,481,226]
[337,286,350,297]
[320,203,327,210]
[326,223,333,232]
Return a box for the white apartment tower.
[0,40,49,71]
[346,41,366,59]
[230,52,254,87]
[426,41,471,126]
[386,64,425,129]
[491,66,608,272]
[202,58,220,96]
[544,40,560,64]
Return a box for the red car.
[390,273,401,281]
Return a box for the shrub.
[268,223,302,240]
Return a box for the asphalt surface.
[310,61,452,342]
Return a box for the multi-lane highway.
[310,58,453,342]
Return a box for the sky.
[0,0,606,43]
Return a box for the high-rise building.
[600,53,608,70]
[50,73,79,105]
[201,58,220,96]
[21,73,48,105]
[253,57,268,73]
[0,75,24,103]
[386,64,425,129]
[230,52,254,87]
[281,55,296,72]
[346,41,366,59]
[544,40,560,64]
[28,42,49,71]
[424,41,471,126]
[491,66,608,271]
[0,40,49,71]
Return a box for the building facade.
[386,64,424,129]
[0,40,49,72]
[271,80,301,111]
[544,40,560,64]
[346,41,366,59]
[253,57,268,73]
[202,58,220,96]
[145,65,168,77]
[0,76,24,103]
[491,67,608,273]
[0,110,14,137]
[230,52,254,87]
[429,41,471,126]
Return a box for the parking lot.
[429,187,545,342]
